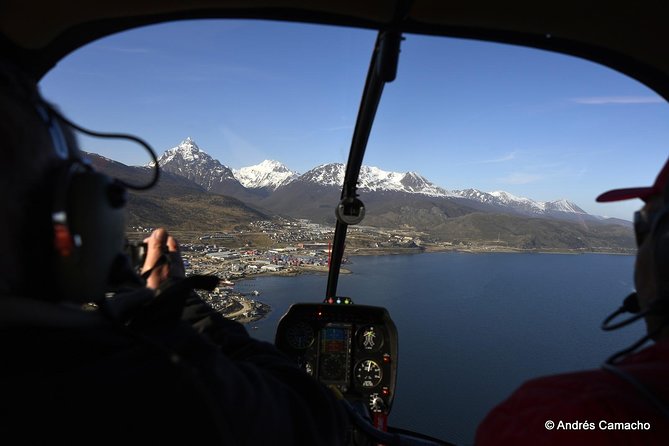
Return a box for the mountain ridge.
[157,138,608,224]
[87,142,635,251]
[232,159,298,191]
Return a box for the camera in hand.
[125,240,148,270]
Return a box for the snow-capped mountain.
[157,138,259,200]
[543,199,587,214]
[154,138,592,222]
[298,163,345,186]
[298,163,452,196]
[157,137,237,187]
[233,160,298,190]
[452,189,585,216]
[292,164,583,216]
[399,171,450,196]
[89,140,634,250]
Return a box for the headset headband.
[35,103,71,160]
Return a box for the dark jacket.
[0,286,348,445]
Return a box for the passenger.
[0,59,348,445]
[476,158,669,444]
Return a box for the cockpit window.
[41,20,375,178]
[39,19,669,444]
[364,33,669,221]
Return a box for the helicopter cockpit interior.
[3,1,669,445]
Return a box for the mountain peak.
[296,164,451,197]
[545,198,586,214]
[299,163,345,186]
[181,136,199,149]
[490,190,534,205]
[175,137,201,158]
[157,137,209,165]
[233,160,298,190]
[466,190,586,215]
[258,159,287,169]
[153,140,593,221]
[157,139,238,190]
[398,171,450,196]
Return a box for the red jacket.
[476,340,669,445]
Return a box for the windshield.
[40,19,669,444]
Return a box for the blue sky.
[39,19,669,220]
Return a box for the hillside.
[85,152,268,231]
[83,149,635,251]
[429,213,635,251]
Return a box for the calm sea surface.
[237,252,641,445]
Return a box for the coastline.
[350,244,635,257]
[199,244,634,325]
[261,264,352,277]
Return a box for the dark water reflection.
[238,252,640,445]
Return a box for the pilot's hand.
[142,228,185,289]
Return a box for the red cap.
[596,157,669,203]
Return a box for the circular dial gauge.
[357,325,384,352]
[285,322,315,350]
[354,359,383,388]
[320,354,346,380]
[304,361,314,376]
[297,356,315,376]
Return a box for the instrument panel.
[275,303,398,415]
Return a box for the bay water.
[238,252,641,445]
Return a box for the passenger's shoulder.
[476,366,669,445]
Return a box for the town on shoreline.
[127,218,635,324]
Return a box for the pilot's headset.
[45,107,160,303]
[602,170,669,350]
[42,105,127,303]
[2,59,159,304]
[600,178,669,420]
[648,181,669,318]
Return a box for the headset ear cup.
[653,210,669,301]
[54,169,126,302]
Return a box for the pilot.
[0,59,348,444]
[476,158,669,444]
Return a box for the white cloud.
[571,96,664,105]
[458,151,518,165]
[483,151,517,163]
[498,172,543,185]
